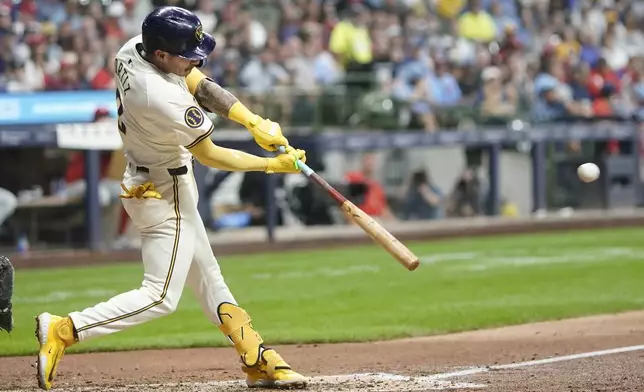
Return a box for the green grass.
[3,227,644,356]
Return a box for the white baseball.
[577,163,600,183]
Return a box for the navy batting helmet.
[142,6,215,65]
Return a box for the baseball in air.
[577,163,600,183]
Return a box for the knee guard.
[217,302,264,367]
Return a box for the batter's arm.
[186,68,289,151]
[186,68,257,126]
[188,137,305,174]
[186,69,239,117]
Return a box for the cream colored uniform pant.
[69,162,237,341]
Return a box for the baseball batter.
[35,6,308,391]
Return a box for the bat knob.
[408,259,420,271]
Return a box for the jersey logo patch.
[184,106,205,128]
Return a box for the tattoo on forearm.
[194,79,239,117]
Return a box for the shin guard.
[217,302,263,367]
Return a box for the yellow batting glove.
[247,116,289,152]
[228,102,289,152]
[265,147,306,174]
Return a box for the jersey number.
[116,88,126,135]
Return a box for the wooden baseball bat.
[278,146,420,271]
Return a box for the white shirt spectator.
[239,54,289,95]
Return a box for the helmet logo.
[195,25,204,43]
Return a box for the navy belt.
[133,164,188,176]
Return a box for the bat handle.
[276,145,314,177]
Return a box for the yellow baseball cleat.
[34,313,76,390]
[241,348,309,389]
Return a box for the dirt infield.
[1,311,643,392]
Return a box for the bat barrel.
[276,145,420,272]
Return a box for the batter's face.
[155,51,201,77]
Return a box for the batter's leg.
[186,218,237,324]
[68,219,197,340]
[35,176,198,390]
[187,218,308,389]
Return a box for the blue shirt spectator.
[391,47,431,101]
[426,63,462,106]
[532,78,573,123]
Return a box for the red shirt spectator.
[588,58,621,99]
[45,60,82,91]
[343,152,395,219]
[344,171,388,216]
[90,67,114,90]
[592,98,612,117]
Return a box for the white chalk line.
[426,344,644,381]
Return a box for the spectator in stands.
[239,47,289,95]
[554,27,581,62]
[403,56,464,131]
[22,33,50,91]
[329,4,374,89]
[309,28,344,86]
[1,0,643,131]
[532,78,590,123]
[344,152,396,221]
[601,28,629,72]
[239,45,291,122]
[2,58,28,93]
[457,0,497,43]
[392,44,434,130]
[401,168,443,221]
[220,3,267,56]
[620,12,644,58]
[282,35,316,92]
[490,2,518,40]
[436,0,467,21]
[477,65,518,122]
[496,23,524,61]
[212,49,242,89]
[569,63,592,104]
[578,30,602,68]
[44,52,81,91]
[588,57,621,102]
[427,57,464,108]
[446,168,482,218]
[120,0,145,39]
[534,58,571,101]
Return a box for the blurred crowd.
[1,0,643,248]
[1,0,644,131]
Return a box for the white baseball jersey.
[69,35,238,342]
[113,34,214,169]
